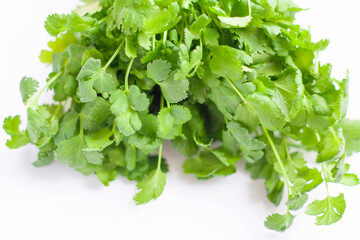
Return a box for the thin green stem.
[226,77,247,103]
[329,127,341,145]
[79,114,84,135]
[247,0,252,17]
[125,58,135,92]
[283,137,292,163]
[192,4,198,20]
[262,126,291,195]
[160,95,165,109]
[53,102,62,118]
[187,32,203,78]
[29,71,63,108]
[166,101,170,109]
[103,38,125,70]
[157,141,163,170]
[152,35,156,50]
[321,163,330,198]
[163,31,168,45]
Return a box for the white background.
[1,0,360,239]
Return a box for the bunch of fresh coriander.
[4,0,360,231]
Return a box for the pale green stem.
[53,101,62,118]
[103,39,125,70]
[157,141,163,170]
[226,77,247,103]
[262,126,291,197]
[247,0,252,16]
[125,58,135,92]
[163,31,168,45]
[29,71,63,108]
[152,35,156,50]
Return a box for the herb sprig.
[4,0,360,231]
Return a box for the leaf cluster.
[4,0,360,231]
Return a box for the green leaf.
[3,115,21,136]
[171,105,192,124]
[246,93,286,131]
[316,128,345,163]
[210,45,252,81]
[27,108,51,144]
[133,167,166,204]
[174,44,202,81]
[159,75,189,103]
[146,60,171,82]
[144,2,180,35]
[341,119,360,156]
[96,163,118,186]
[227,121,265,162]
[3,116,29,149]
[286,193,308,210]
[55,111,79,142]
[190,14,212,37]
[82,150,104,164]
[20,77,39,104]
[264,212,295,232]
[55,133,88,169]
[218,16,252,28]
[306,193,346,225]
[44,14,67,37]
[125,35,138,58]
[183,151,236,179]
[157,108,175,136]
[128,85,150,111]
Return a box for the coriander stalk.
[262,126,291,197]
[125,58,135,92]
[29,71,63,108]
[103,38,125,70]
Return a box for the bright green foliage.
[306,193,346,225]
[4,0,360,232]
[264,212,295,232]
[20,77,39,104]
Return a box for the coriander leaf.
[55,111,79,142]
[146,60,171,82]
[340,119,360,156]
[183,151,236,179]
[44,14,67,37]
[218,16,252,28]
[3,116,29,149]
[20,77,39,104]
[128,85,150,111]
[227,121,265,162]
[190,14,212,37]
[170,105,192,124]
[174,44,202,81]
[159,75,189,103]
[55,133,88,169]
[157,108,175,136]
[77,78,97,102]
[316,128,345,163]
[202,28,219,47]
[96,163,118,186]
[3,115,21,136]
[88,97,112,125]
[27,108,51,144]
[264,212,295,232]
[246,93,286,131]
[133,167,166,204]
[34,140,55,167]
[144,2,181,35]
[82,149,104,164]
[306,193,346,225]
[210,45,252,80]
